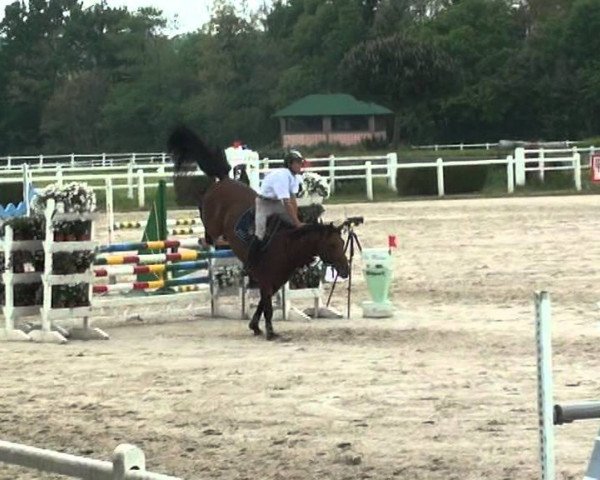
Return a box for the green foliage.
[339,32,456,144]
[1,0,600,156]
[396,164,489,196]
[0,182,24,206]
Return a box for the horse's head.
[316,224,349,279]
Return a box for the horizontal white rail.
[0,440,181,480]
[411,142,499,151]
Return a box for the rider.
[245,149,305,270]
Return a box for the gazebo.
[273,94,393,147]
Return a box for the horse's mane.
[288,222,341,239]
[167,126,231,180]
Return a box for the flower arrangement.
[0,216,45,240]
[53,220,92,242]
[31,182,96,241]
[52,251,95,275]
[17,282,44,306]
[32,182,97,214]
[51,283,90,308]
[298,172,330,199]
[215,265,242,291]
[297,204,325,224]
[289,259,324,289]
[3,250,44,273]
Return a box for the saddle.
[234,207,291,249]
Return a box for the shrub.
[396,164,489,196]
[0,182,24,206]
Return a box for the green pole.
[137,180,169,283]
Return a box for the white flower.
[299,172,330,198]
[31,181,96,214]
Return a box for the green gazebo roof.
[273,94,393,117]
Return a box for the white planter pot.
[296,195,324,207]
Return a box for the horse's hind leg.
[249,298,264,336]
[261,290,276,341]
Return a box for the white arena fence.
[411,142,501,151]
[410,139,585,151]
[0,147,596,207]
[0,440,181,480]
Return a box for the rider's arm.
[283,198,302,227]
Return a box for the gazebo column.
[280,118,287,146]
[368,115,375,133]
[323,116,331,144]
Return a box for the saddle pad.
[234,207,255,246]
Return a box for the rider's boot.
[243,235,263,274]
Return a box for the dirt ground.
[2,194,600,479]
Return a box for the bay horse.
[167,126,349,340]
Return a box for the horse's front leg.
[261,290,276,341]
[249,298,264,336]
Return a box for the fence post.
[535,291,555,480]
[328,155,336,195]
[436,158,445,197]
[514,147,526,186]
[22,164,30,216]
[70,153,75,168]
[485,143,490,150]
[56,165,63,186]
[506,155,515,194]
[161,153,167,164]
[365,161,373,200]
[386,153,398,192]
[131,153,136,165]
[538,148,545,183]
[573,152,582,191]
[101,153,106,167]
[137,169,145,207]
[112,444,146,480]
[106,178,114,245]
[38,154,44,168]
[7,156,11,169]
[127,162,134,199]
[247,152,260,191]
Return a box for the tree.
[265,0,371,106]
[422,0,525,140]
[179,3,280,147]
[340,33,456,144]
[41,71,109,152]
[0,0,86,152]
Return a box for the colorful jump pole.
[94,260,210,277]
[94,249,235,266]
[93,275,211,295]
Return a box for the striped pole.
[113,218,202,230]
[169,227,204,236]
[94,260,209,277]
[97,238,205,253]
[94,249,235,266]
[93,275,210,294]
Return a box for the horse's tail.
[167,126,231,180]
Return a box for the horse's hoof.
[249,325,262,336]
[266,332,278,341]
